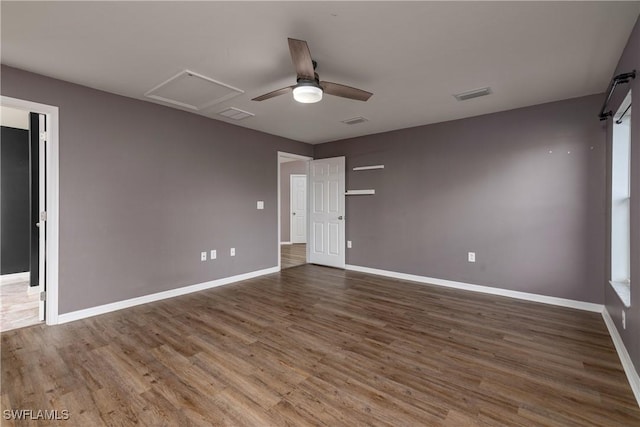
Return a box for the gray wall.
[0,65,312,314]
[315,94,606,304]
[280,160,307,242]
[605,16,640,378]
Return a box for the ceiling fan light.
[293,85,323,103]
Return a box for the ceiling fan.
[252,38,373,104]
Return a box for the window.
[610,90,632,308]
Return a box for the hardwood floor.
[2,264,639,426]
[281,243,306,269]
[0,278,40,332]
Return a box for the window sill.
[609,280,631,308]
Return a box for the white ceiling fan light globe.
[293,85,323,103]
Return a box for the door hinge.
[40,211,47,222]
[39,131,48,141]
[40,291,46,301]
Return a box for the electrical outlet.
[230,248,235,257]
[257,201,264,210]
[347,240,352,249]
[200,252,207,261]
[210,250,216,260]
[622,310,626,330]
[468,252,476,263]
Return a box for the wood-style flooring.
[0,278,40,332]
[281,243,306,269]
[2,264,639,426]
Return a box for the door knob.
[292,212,296,216]
[338,216,344,220]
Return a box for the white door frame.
[277,151,312,271]
[37,112,46,321]
[1,96,60,325]
[290,174,307,244]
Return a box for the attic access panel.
[145,70,243,111]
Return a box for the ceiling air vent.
[218,107,254,121]
[145,70,243,111]
[453,87,492,101]
[341,116,369,125]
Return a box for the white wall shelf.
[345,189,375,196]
[353,165,384,171]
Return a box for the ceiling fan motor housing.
[293,79,323,103]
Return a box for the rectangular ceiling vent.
[453,87,492,101]
[145,70,243,111]
[341,116,369,125]
[218,107,254,121]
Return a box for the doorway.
[1,96,59,328]
[278,152,311,270]
[0,107,40,331]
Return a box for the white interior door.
[38,114,46,321]
[308,157,345,268]
[290,174,307,244]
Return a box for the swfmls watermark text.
[3,409,70,421]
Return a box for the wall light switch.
[468,252,476,263]
[230,248,236,257]
[257,201,264,210]
[210,250,217,260]
[201,252,207,261]
[347,240,352,249]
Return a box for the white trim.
[353,165,384,171]
[280,241,292,245]
[609,280,631,308]
[345,264,604,313]
[57,266,279,324]
[144,69,243,111]
[1,96,59,325]
[277,151,312,271]
[38,113,46,322]
[278,152,312,162]
[0,272,30,286]
[602,308,640,406]
[345,189,375,196]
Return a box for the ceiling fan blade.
[320,81,373,101]
[252,86,293,101]
[288,38,315,80]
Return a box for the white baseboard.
[345,264,604,313]
[280,241,292,245]
[0,272,30,286]
[602,308,640,406]
[57,266,279,325]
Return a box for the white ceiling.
[2,2,639,144]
